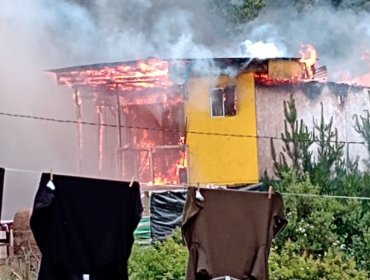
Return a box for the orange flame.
[147,176,173,186]
[176,157,187,171]
[56,58,173,92]
[299,44,317,79]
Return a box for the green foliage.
[273,170,370,274]
[310,102,345,193]
[271,94,313,178]
[212,0,370,26]
[128,229,188,280]
[268,94,370,276]
[274,172,340,256]
[270,241,368,280]
[331,0,370,10]
[270,96,357,194]
[212,0,370,25]
[354,109,370,167]
[266,0,370,11]
[213,0,266,23]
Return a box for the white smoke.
[239,3,370,84]
[240,40,287,58]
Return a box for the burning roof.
[48,57,316,91]
[46,54,331,186]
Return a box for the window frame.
[209,85,237,118]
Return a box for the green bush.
[270,241,368,280]
[128,229,188,280]
[273,170,370,275]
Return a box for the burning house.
[49,47,370,187]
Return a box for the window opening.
[210,86,236,117]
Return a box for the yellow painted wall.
[268,59,304,81]
[185,73,259,186]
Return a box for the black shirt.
[30,173,143,280]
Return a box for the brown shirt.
[182,188,287,280]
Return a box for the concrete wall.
[256,81,370,178]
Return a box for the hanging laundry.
[30,173,143,280]
[150,190,187,240]
[0,168,4,219]
[134,215,151,245]
[182,187,287,280]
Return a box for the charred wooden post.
[73,87,83,173]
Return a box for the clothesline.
[5,167,123,183]
[281,192,370,201]
[4,166,370,201]
[6,167,41,174]
[0,111,367,145]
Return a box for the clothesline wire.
[281,192,370,201]
[5,168,40,174]
[5,167,122,183]
[4,167,370,201]
[0,111,367,145]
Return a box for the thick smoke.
[240,3,370,84]
[0,0,230,68]
[2,1,370,77]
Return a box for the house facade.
[50,57,368,187]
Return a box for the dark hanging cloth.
[150,190,187,240]
[30,173,143,280]
[0,168,4,219]
[182,188,287,280]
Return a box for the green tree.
[354,109,370,168]
[310,102,345,193]
[270,96,353,194]
[213,0,266,23]
[270,94,313,178]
